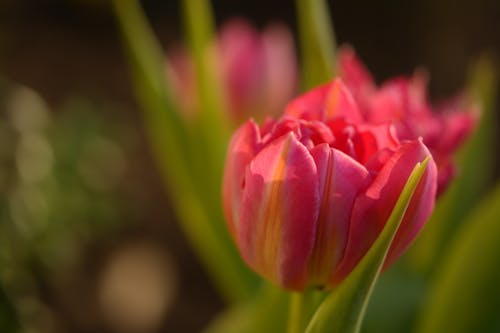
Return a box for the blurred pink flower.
[222,79,437,290]
[338,46,478,194]
[167,19,297,124]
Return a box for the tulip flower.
[167,18,297,123]
[223,79,437,290]
[338,46,477,193]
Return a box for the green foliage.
[361,263,425,333]
[0,286,19,332]
[111,0,259,302]
[204,284,289,333]
[415,182,500,333]
[296,0,337,90]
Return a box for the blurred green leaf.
[180,0,238,277]
[305,159,430,333]
[112,0,258,302]
[296,0,337,90]
[361,262,425,333]
[111,0,191,191]
[181,0,230,160]
[0,286,19,332]
[415,182,500,333]
[205,283,289,333]
[407,56,498,274]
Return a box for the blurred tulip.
[167,18,297,124]
[222,79,437,290]
[338,47,478,194]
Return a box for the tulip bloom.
[167,19,297,123]
[223,79,437,290]
[338,47,477,193]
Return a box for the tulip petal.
[308,144,370,287]
[219,19,264,119]
[353,123,399,164]
[284,79,364,123]
[338,46,375,104]
[334,139,437,283]
[262,23,298,116]
[222,120,261,236]
[436,111,478,152]
[285,83,331,120]
[239,133,320,289]
[385,147,437,267]
[324,79,364,123]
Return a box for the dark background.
[0,0,498,332]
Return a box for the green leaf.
[180,0,236,270]
[111,0,190,188]
[205,283,289,333]
[360,262,426,333]
[111,0,258,302]
[406,56,497,274]
[415,182,500,333]
[0,286,19,332]
[305,158,430,333]
[295,0,337,90]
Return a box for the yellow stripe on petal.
[308,148,339,285]
[325,81,342,119]
[308,145,370,288]
[325,79,364,123]
[239,131,319,290]
[256,134,292,282]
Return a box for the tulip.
[223,79,437,290]
[338,46,478,193]
[167,18,297,123]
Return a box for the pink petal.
[324,79,364,123]
[333,139,437,283]
[222,120,261,237]
[353,123,399,164]
[238,133,320,289]
[262,23,298,116]
[337,46,376,106]
[308,144,370,287]
[367,79,408,124]
[218,19,265,120]
[284,83,331,120]
[435,111,478,152]
[284,79,364,123]
[385,147,438,267]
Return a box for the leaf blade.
[111,0,258,302]
[415,182,500,333]
[295,0,337,90]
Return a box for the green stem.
[181,0,233,247]
[288,292,305,333]
[181,0,230,179]
[295,0,337,90]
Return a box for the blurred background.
[0,0,499,332]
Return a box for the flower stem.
[295,0,337,90]
[288,292,305,333]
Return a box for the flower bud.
[223,79,437,290]
[167,19,297,123]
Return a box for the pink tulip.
[223,79,437,290]
[167,19,297,123]
[338,46,478,194]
